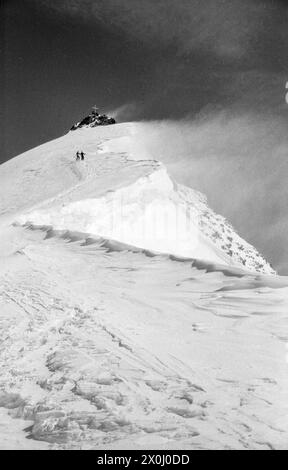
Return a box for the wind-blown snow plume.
[127,113,288,274]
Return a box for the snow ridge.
[1,123,274,274]
[18,165,274,275]
[1,122,287,451]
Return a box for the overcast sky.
[2,0,288,162]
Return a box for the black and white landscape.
[1,0,288,451]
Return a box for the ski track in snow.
[0,123,288,449]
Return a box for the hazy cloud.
[129,113,288,273]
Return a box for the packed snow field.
[0,123,288,449]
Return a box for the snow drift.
[1,122,274,274]
[0,121,287,450]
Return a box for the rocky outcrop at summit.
[71,106,116,131]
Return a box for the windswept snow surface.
[0,123,288,449]
[4,123,274,274]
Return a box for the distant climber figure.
[76,151,80,161]
[80,151,85,161]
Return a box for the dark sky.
[2,0,288,163]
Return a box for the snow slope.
[0,123,287,449]
[1,123,274,274]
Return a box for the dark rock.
[70,108,116,131]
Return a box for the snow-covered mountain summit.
[0,122,274,274]
[1,121,288,450]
